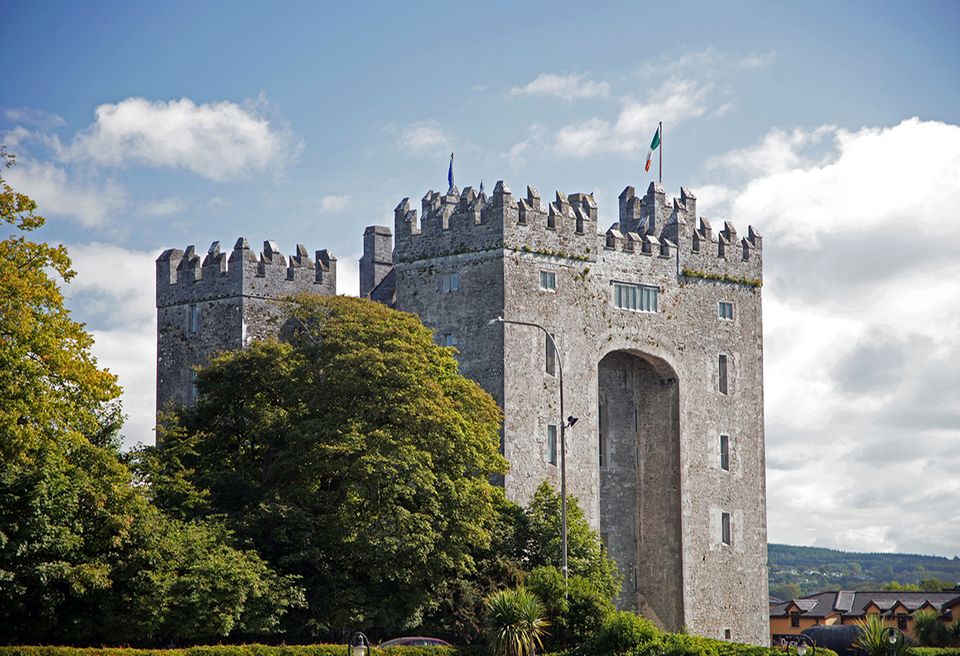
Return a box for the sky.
[3,0,960,558]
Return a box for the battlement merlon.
[392,180,760,273]
[393,180,599,262]
[156,238,337,307]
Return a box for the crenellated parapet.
[605,182,762,283]
[393,180,599,262]
[156,237,336,307]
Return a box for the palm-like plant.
[912,609,947,647]
[853,615,909,656]
[484,587,549,656]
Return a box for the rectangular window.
[724,629,732,640]
[189,370,198,404]
[439,272,460,293]
[545,333,556,376]
[547,425,558,466]
[718,354,728,395]
[613,282,658,312]
[718,301,734,320]
[539,270,557,291]
[188,303,200,334]
[720,434,730,471]
[790,612,800,628]
[897,615,908,630]
[721,511,731,545]
[441,333,458,348]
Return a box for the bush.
[585,610,660,655]
[914,650,960,656]
[526,566,614,652]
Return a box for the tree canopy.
[0,150,302,645]
[136,294,508,640]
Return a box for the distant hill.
[768,544,960,599]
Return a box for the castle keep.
[156,180,769,644]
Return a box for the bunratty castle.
[156,180,769,644]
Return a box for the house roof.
[770,590,960,619]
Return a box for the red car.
[380,637,452,648]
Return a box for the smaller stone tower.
[155,238,336,419]
[359,225,393,298]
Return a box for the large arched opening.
[597,349,683,631]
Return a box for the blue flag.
[448,152,454,189]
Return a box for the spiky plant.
[484,588,549,656]
[912,609,947,647]
[853,615,910,656]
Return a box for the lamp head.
[797,644,808,656]
[487,316,504,326]
[567,415,579,428]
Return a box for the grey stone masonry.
[379,179,768,644]
[360,225,394,298]
[155,238,336,419]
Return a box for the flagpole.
[659,121,662,184]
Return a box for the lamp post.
[794,633,816,656]
[489,316,578,582]
[884,626,905,656]
[348,632,370,656]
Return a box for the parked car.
[380,637,452,648]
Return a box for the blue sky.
[4,1,960,556]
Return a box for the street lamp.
[348,632,370,656]
[489,316,578,582]
[794,634,816,656]
[884,626,905,656]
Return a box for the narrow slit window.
[188,303,200,335]
[718,354,728,395]
[189,370,198,404]
[547,425,558,465]
[545,333,556,376]
[721,511,731,545]
[598,402,606,467]
[441,333,458,348]
[720,434,730,471]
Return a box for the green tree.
[136,294,508,640]
[527,565,614,652]
[912,609,950,648]
[0,150,302,645]
[522,481,622,600]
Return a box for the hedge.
[913,650,960,656]
[0,640,841,656]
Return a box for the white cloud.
[64,243,160,448]
[337,252,361,297]
[61,96,299,181]
[555,78,708,156]
[638,48,776,78]
[508,73,610,101]
[318,194,351,213]
[3,161,126,227]
[139,197,186,217]
[398,121,451,153]
[709,118,960,556]
[2,107,65,128]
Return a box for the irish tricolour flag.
[644,125,661,173]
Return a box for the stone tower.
[155,238,336,415]
[363,180,768,643]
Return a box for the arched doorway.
[597,350,683,631]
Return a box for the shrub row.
[914,649,960,656]
[0,647,475,656]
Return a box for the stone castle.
[156,180,769,644]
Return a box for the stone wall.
[155,238,336,419]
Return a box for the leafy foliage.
[526,566,614,652]
[853,615,911,656]
[0,151,302,646]
[584,610,660,656]
[134,295,508,640]
[522,482,621,600]
[484,588,549,656]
